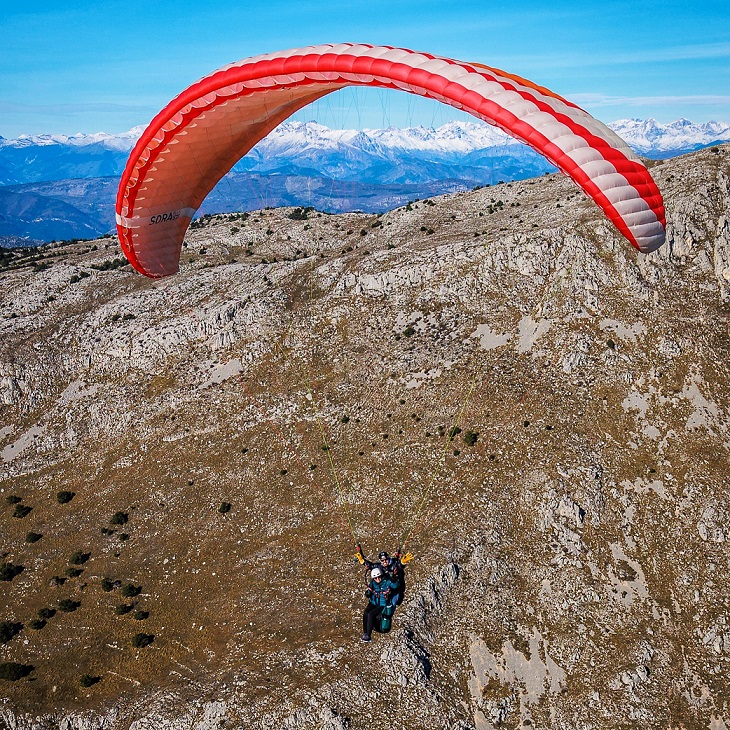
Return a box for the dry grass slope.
[1,145,729,729]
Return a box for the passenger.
[361,567,397,643]
[356,545,407,606]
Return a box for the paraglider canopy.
[116,43,665,278]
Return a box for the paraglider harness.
[355,544,413,633]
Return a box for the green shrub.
[90,258,127,271]
[70,551,90,565]
[100,578,116,592]
[25,532,43,543]
[132,633,154,648]
[29,619,46,630]
[80,673,101,687]
[38,608,56,620]
[4,495,22,505]
[0,563,24,582]
[65,568,83,578]
[133,610,149,621]
[0,662,34,681]
[453,449,461,456]
[121,583,141,598]
[100,528,115,536]
[57,491,75,504]
[119,533,129,541]
[287,206,312,221]
[58,598,80,612]
[110,511,128,525]
[115,604,133,615]
[448,426,462,441]
[69,271,90,284]
[463,430,478,446]
[0,621,23,644]
[13,504,32,519]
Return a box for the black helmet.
[379,551,389,561]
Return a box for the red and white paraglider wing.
[116,44,665,278]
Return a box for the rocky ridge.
[0,146,729,729]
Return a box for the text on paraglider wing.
[149,211,181,225]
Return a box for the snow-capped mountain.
[1,125,145,152]
[2,118,728,188]
[609,118,730,157]
[1,118,728,243]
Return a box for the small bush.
[115,604,133,615]
[133,610,149,621]
[13,504,32,519]
[119,533,130,541]
[65,568,84,578]
[38,608,56,620]
[90,258,127,272]
[121,583,141,598]
[28,619,46,630]
[404,327,415,337]
[607,339,616,350]
[100,578,116,592]
[0,663,34,681]
[287,206,312,221]
[463,430,478,446]
[4,495,22,505]
[110,511,128,525]
[57,491,75,504]
[448,426,462,441]
[0,562,24,582]
[58,598,81,612]
[80,674,102,687]
[218,502,231,514]
[341,415,350,423]
[69,551,90,565]
[100,528,115,536]
[453,449,461,456]
[132,633,155,648]
[0,621,23,644]
[25,532,43,543]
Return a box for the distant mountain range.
[1,118,728,245]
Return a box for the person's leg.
[363,603,383,637]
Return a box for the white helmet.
[371,567,383,578]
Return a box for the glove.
[354,552,365,565]
[402,552,414,564]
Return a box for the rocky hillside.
[1,145,729,730]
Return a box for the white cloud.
[571,93,730,108]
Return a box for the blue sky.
[1,0,728,137]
